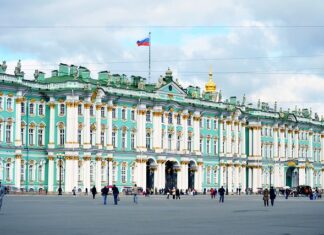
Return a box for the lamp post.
[57,154,63,195]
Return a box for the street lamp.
[57,154,63,195]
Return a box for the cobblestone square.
[1,195,323,235]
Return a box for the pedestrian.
[85,188,88,196]
[72,187,76,196]
[0,182,5,212]
[263,188,269,207]
[238,188,241,195]
[285,188,289,199]
[210,188,214,199]
[91,186,97,199]
[166,188,170,199]
[172,187,176,199]
[101,186,108,205]
[176,188,180,200]
[270,187,276,206]
[132,184,139,204]
[218,186,225,203]
[112,184,119,205]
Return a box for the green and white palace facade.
[0,61,323,193]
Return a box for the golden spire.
[205,65,216,93]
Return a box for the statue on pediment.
[242,94,246,105]
[218,90,222,102]
[14,59,22,76]
[0,61,7,73]
[34,69,39,79]
[74,67,79,79]
[314,113,319,121]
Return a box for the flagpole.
[149,32,151,83]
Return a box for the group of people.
[89,185,120,205]
[262,187,277,206]
[166,187,181,199]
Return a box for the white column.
[95,103,102,149]
[83,102,91,149]
[64,157,73,192]
[193,112,201,154]
[273,128,278,158]
[227,165,233,192]
[15,97,22,146]
[48,100,56,149]
[252,167,258,192]
[226,120,231,155]
[234,122,239,155]
[152,106,162,152]
[65,100,73,148]
[83,156,91,191]
[107,105,113,150]
[294,130,299,159]
[95,157,102,189]
[241,166,246,192]
[108,157,113,186]
[180,160,189,190]
[73,157,79,189]
[287,130,292,158]
[157,159,166,189]
[279,128,285,159]
[48,156,54,192]
[249,127,253,157]
[321,133,324,163]
[248,167,252,190]
[182,111,189,153]
[136,104,146,151]
[219,120,224,155]
[309,131,313,160]
[196,162,203,192]
[241,123,246,156]
[219,164,224,187]
[176,169,181,189]
[14,154,22,189]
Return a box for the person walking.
[263,188,269,207]
[72,187,76,196]
[85,188,88,196]
[166,188,170,199]
[172,187,176,200]
[112,185,119,205]
[91,186,97,199]
[176,188,180,200]
[101,186,109,205]
[270,187,276,206]
[218,186,225,203]
[285,188,290,199]
[132,184,139,204]
[0,182,5,212]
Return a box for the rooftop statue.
[257,99,261,109]
[242,94,246,105]
[218,90,222,102]
[0,60,7,72]
[14,59,22,76]
[274,101,277,112]
[314,113,319,121]
[74,67,79,80]
[34,69,39,79]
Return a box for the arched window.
[38,128,44,146]
[176,135,181,151]
[6,163,11,180]
[122,109,126,120]
[146,110,151,122]
[131,133,135,150]
[112,131,116,148]
[59,128,65,146]
[131,110,135,121]
[38,165,43,182]
[122,132,126,149]
[20,163,25,181]
[59,104,65,116]
[206,139,210,154]
[177,115,181,125]
[29,127,34,146]
[213,168,218,185]
[38,104,44,116]
[121,163,127,183]
[168,113,173,124]
[101,107,105,118]
[29,165,33,181]
[29,103,35,115]
[89,105,94,116]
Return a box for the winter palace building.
[0,61,323,193]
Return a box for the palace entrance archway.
[165,160,179,190]
[286,167,299,187]
[146,159,157,191]
[188,160,197,190]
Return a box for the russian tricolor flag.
[137,37,150,46]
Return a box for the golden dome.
[205,66,216,93]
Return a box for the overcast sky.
[1,0,324,115]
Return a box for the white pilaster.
[95,156,102,189]
[193,112,201,154]
[48,99,55,149]
[107,102,113,150]
[95,103,102,149]
[48,155,54,192]
[83,101,91,149]
[152,106,162,152]
[14,154,22,189]
[83,156,91,191]
[15,96,22,146]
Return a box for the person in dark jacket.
[112,185,119,205]
[218,186,225,203]
[270,187,276,206]
[285,188,290,199]
[91,186,97,199]
[101,186,109,205]
[176,188,180,200]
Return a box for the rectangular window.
[6,98,12,111]
[200,138,203,152]
[122,109,126,120]
[21,128,25,145]
[78,129,82,145]
[6,125,12,143]
[207,167,211,184]
[188,136,192,152]
[59,129,65,145]
[146,133,151,149]
[177,115,181,125]
[207,139,210,154]
[29,128,34,145]
[101,131,105,145]
[199,118,203,128]
[112,131,116,148]
[146,111,151,122]
[187,117,192,126]
[214,139,217,155]
[121,165,126,183]
[90,105,94,116]
[38,129,44,146]
[176,136,181,151]
[168,134,172,150]
[131,133,135,149]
